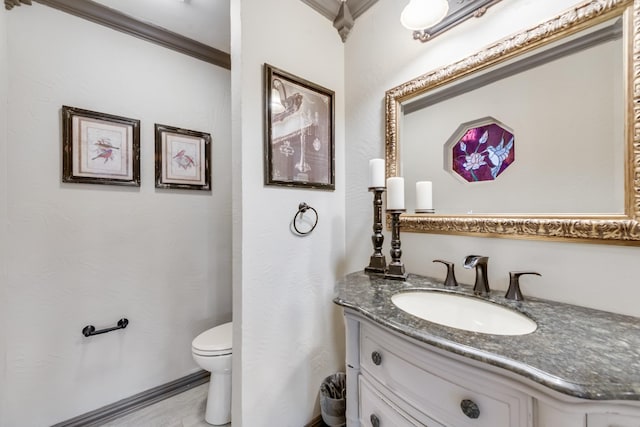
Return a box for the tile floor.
[100,383,230,427]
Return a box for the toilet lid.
[192,322,232,353]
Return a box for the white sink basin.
[391,291,537,335]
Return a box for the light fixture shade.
[401,0,450,30]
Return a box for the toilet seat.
[193,347,231,357]
[192,322,232,357]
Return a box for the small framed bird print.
[62,105,141,186]
[154,124,211,191]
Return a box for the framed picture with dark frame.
[264,64,335,190]
[62,105,140,186]
[155,124,211,191]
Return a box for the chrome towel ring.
[293,202,318,235]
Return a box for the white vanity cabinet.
[353,316,531,427]
[344,310,640,427]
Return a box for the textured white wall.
[232,0,346,425]
[345,0,640,317]
[3,6,231,426]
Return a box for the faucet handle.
[505,271,541,301]
[433,259,458,287]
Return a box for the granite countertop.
[334,271,640,401]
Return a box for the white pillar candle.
[386,177,405,210]
[368,159,385,188]
[416,181,433,211]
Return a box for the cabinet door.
[588,413,640,427]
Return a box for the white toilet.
[192,322,232,425]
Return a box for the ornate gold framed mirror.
[385,0,640,245]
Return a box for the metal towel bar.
[82,318,129,337]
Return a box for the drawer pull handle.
[461,399,480,419]
[371,351,382,365]
[370,413,380,427]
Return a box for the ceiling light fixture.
[402,0,503,43]
[400,0,449,31]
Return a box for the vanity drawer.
[588,413,640,426]
[359,375,441,427]
[360,323,531,427]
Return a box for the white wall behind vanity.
[344,0,640,317]
[1,6,232,426]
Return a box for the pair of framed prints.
[61,105,211,191]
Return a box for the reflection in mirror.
[385,0,640,244]
[402,19,624,215]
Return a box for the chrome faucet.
[463,255,490,295]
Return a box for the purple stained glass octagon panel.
[451,122,515,182]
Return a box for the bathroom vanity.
[334,272,640,427]
[342,2,640,423]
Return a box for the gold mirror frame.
[385,0,640,245]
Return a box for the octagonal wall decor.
[445,117,515,183]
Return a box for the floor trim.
[305,414,326,427]
[51,370,210,427]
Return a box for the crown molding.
[4,0,230,69]
[301,0,378,41]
